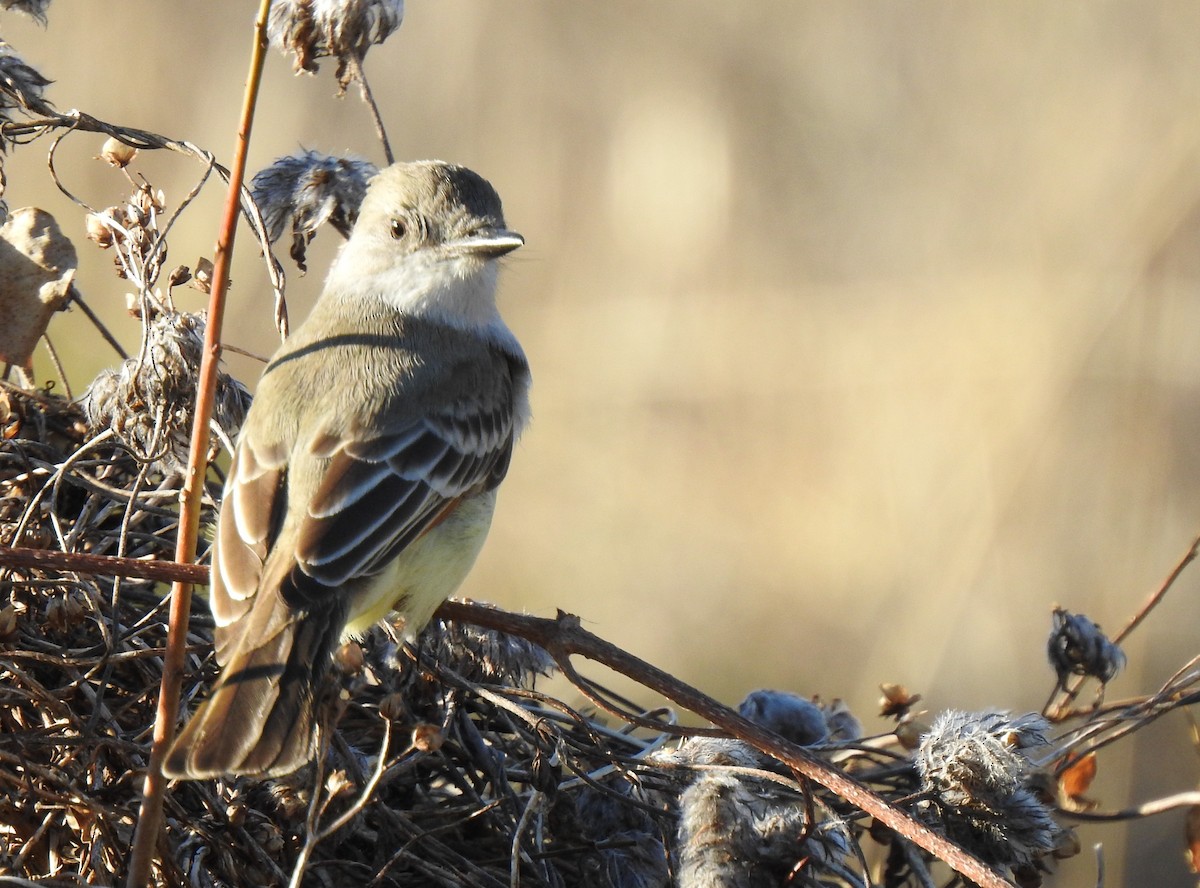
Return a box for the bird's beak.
[450,228,524,258]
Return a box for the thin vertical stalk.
[124,2,274,884]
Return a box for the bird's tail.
[163,594,339,780]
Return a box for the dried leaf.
[0,207,77,367]
[1059,752,1098,810]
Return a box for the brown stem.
[0,545,206,585]
[349,55,394,166]
[69,286,129,359]
[123,2,274,885]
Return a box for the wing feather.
[281,380,517,611]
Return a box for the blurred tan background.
[6,2,1200,883]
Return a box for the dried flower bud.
[44,592,83,632]
[411,722,444,753]
[333,640,364,675]
[167,264,191,287]
[1048,607,1125,685]
[379,692,406,722]
[85,212,114,248]
[267,782,308,819]
[894,712,930,750]
[1052,826,1080,860]
[250,820,284,854]
[818,696,863,743]
[225,800,247,828]
[325,769,353,798]
[878,682,921,719]
[99,136,137,168]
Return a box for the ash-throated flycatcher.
[164,161,530,779]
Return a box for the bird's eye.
[390,218,407,240]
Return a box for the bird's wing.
[208,367,518,644]
[209,433,288,641]
[287,386,516,606]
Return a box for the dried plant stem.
[39,334,70,399]
[287,716,396,888]
[349,55,394,165]
[69,288,129,359]
[0,544,206,585]
[1064,789,1200,822]
[1112,532,1200,645]
[124,3,274,885]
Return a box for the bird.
[164,160,530,779]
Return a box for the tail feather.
[164,594,340,780]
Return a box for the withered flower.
[251,150,377,271]
[917,710,1062,872]
[0,39,51,125]
[1047,607,1125,686]
[268,0,403,86]
[0,1,52,24]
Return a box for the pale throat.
[329,248,506,331]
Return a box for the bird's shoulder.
[245,303,525,449]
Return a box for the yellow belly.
[342,490,497,640]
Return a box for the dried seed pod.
[99,136,137,168]
[378,692,407,722]
[85,213,114,248]
[894,712,930,751]
[193,257,213,293]
[411,722,444,753]
[333,640,364,675]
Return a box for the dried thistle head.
[738,689,828,746]
[81,312,251,475]
[268,0,404,86]
[917,710,1062,871]
[1047,607,1125,686]
[676,762,854,888]
[251,150,377,272]
[417,607,555,687]
[0,1,52,24]
[570,782,670,888]
[0,39,51,128]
